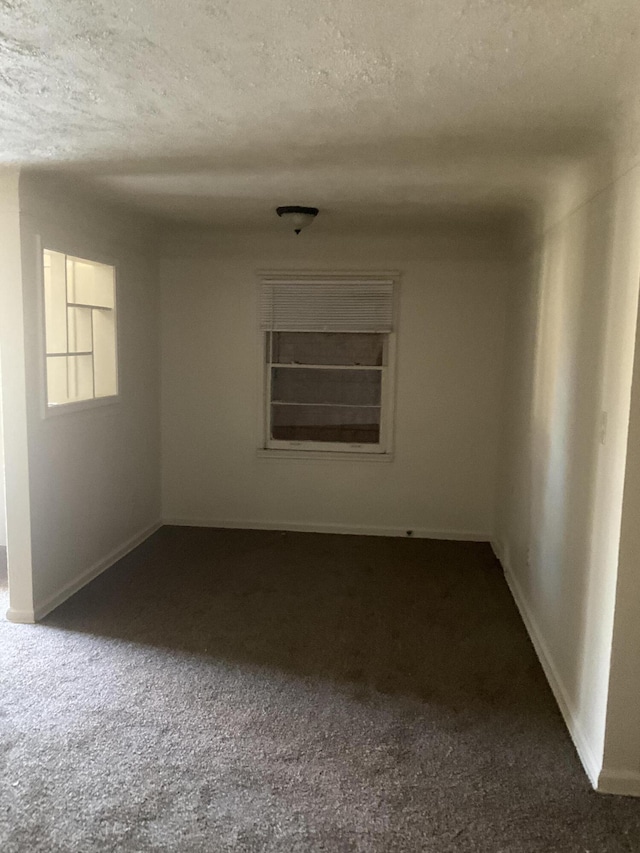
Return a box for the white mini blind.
[260,279,395,332]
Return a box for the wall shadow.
[41,526,560,723]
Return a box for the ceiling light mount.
[276,205,319,234]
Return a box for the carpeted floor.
[1,528,639,852]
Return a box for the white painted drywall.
[0,358,6,548]
[599,162,640,794]
[0,169,35,619]
[17,173,162,615]
[160,225,512,538]
[495,157,640,786]
[602,349,640,791]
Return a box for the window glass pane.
[271,332,383,366]
[43,250,68,354]
[47,355,94,404]
[93,308,118,397]
[67,354,94,401]
[67,306,93,353]
[271,404,380,444]
[272,367,381,406]
[67,257,114,308]
[43,249,118,408]
[46,356,69,405]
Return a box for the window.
[261,275,397,454]
[42,249,118,408]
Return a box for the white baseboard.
[22,521,162,623]
[491,539,602,789]
[163,517,491,541]
[597,768,640,797]
[5,606,37,624]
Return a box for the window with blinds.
[260,275,397,454]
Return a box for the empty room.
[2,1,640,851]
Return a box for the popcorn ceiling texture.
[0,1,638,218]
[1,0,638,163]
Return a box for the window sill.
[256,448,394,462]
[42,394,120,419]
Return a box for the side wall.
[17,173,162,619]
[0,169,34,616]
[495,159,640,787]
[0,367,6,547]
[600,163,640,794]
[160,226,512,538]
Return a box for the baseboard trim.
[28,521,162,622]
[597,768,640,797]
[163,517,491,541]
[6,606,36,624]
[491,539,602,789]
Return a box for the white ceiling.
[1,0,638,226]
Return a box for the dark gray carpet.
[1,528,639,852]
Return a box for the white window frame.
[259,272,398,457]
[38,238,120,418]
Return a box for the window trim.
[37,237,121,419]
[258,272,399,457]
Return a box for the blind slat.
[260,281,395,332]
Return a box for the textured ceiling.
[1,0,638,224]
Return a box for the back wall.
[160,225,512,539]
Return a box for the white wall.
[0,360,6,548]
[599,162,640,794]
[160,225,512,538]
[0,169,34,617]
[495,158,640,789]
[15,173,162,618]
